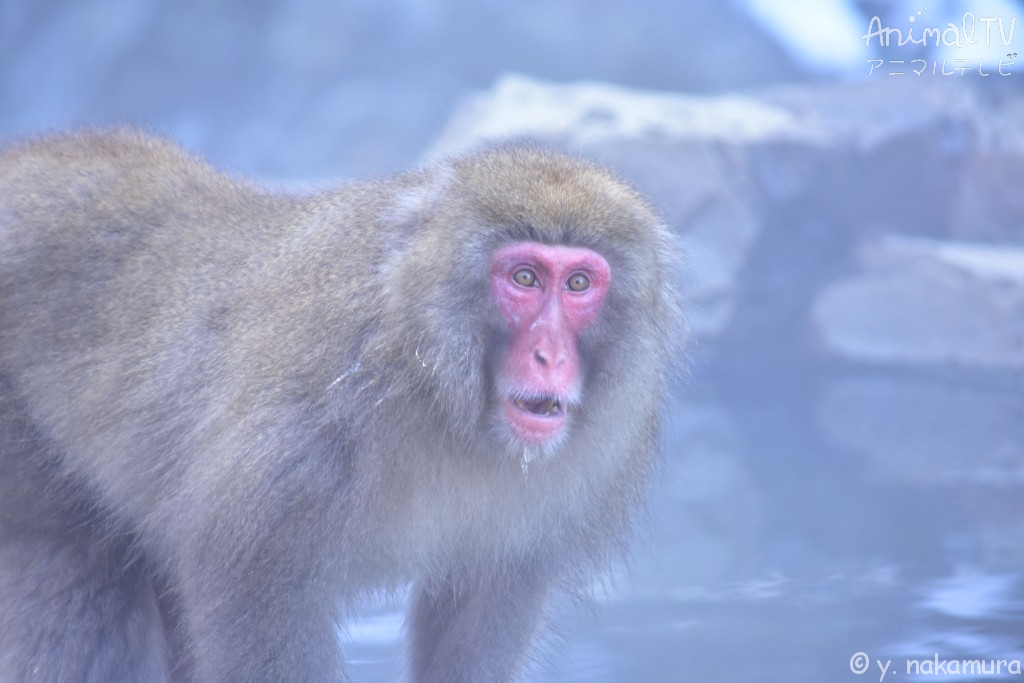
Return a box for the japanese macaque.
[0,130,683,683]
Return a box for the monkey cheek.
[500,398,567,444]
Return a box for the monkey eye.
[566,273,590,292]
[513,269,538,287]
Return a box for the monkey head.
[375,145,680,467]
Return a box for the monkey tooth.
[513,396,562,417]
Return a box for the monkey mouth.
[513,396,563,417]
[502,394,567,443]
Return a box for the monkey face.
[489,241,611,446]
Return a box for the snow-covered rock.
[813,236,1024,368]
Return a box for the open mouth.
[512,395,563,417]
[503,393,568,443]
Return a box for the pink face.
[489,241,611,445]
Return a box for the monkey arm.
[407,566,551,683]
[156,422,353,683]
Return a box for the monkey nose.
[533,346,567,369]
[534,350,549,366]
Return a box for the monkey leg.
[171,551,346,682]
[0,379,171,683]
[408,568,550,683]
[166,494,347,683]
[0,527,171,683]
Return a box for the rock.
[426,73,820,151]
[813,236,1024,368]
[950,153,1024,243]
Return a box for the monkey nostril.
[534,350,548,366]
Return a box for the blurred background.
[3,1,1023,681]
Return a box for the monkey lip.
[503,395,567,443]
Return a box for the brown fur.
[0,130,682,682]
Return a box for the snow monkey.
[0,131,682,682]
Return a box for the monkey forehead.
[449,144,660,241]
[490,242,611,284]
